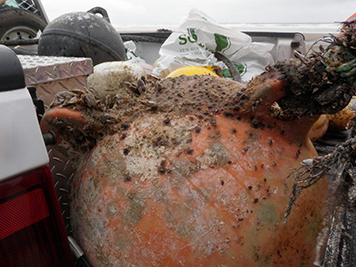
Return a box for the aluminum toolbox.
[18,55,93,108]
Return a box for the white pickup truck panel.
[0,88,49,181]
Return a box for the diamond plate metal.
[48,148,75,233]
[19,55,93,85]
[20,55,93,233]
[19,55,93,109]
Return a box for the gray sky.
[41,0,356,27]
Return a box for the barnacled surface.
[49,75,247,158]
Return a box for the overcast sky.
[40,0,356,27]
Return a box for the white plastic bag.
[125,41,146,64]
[124,41,155,75]
[152,8,274,82]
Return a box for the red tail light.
[0,166,74,267]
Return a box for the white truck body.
[0,88,48,180]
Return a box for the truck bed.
[15,29,356,266]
